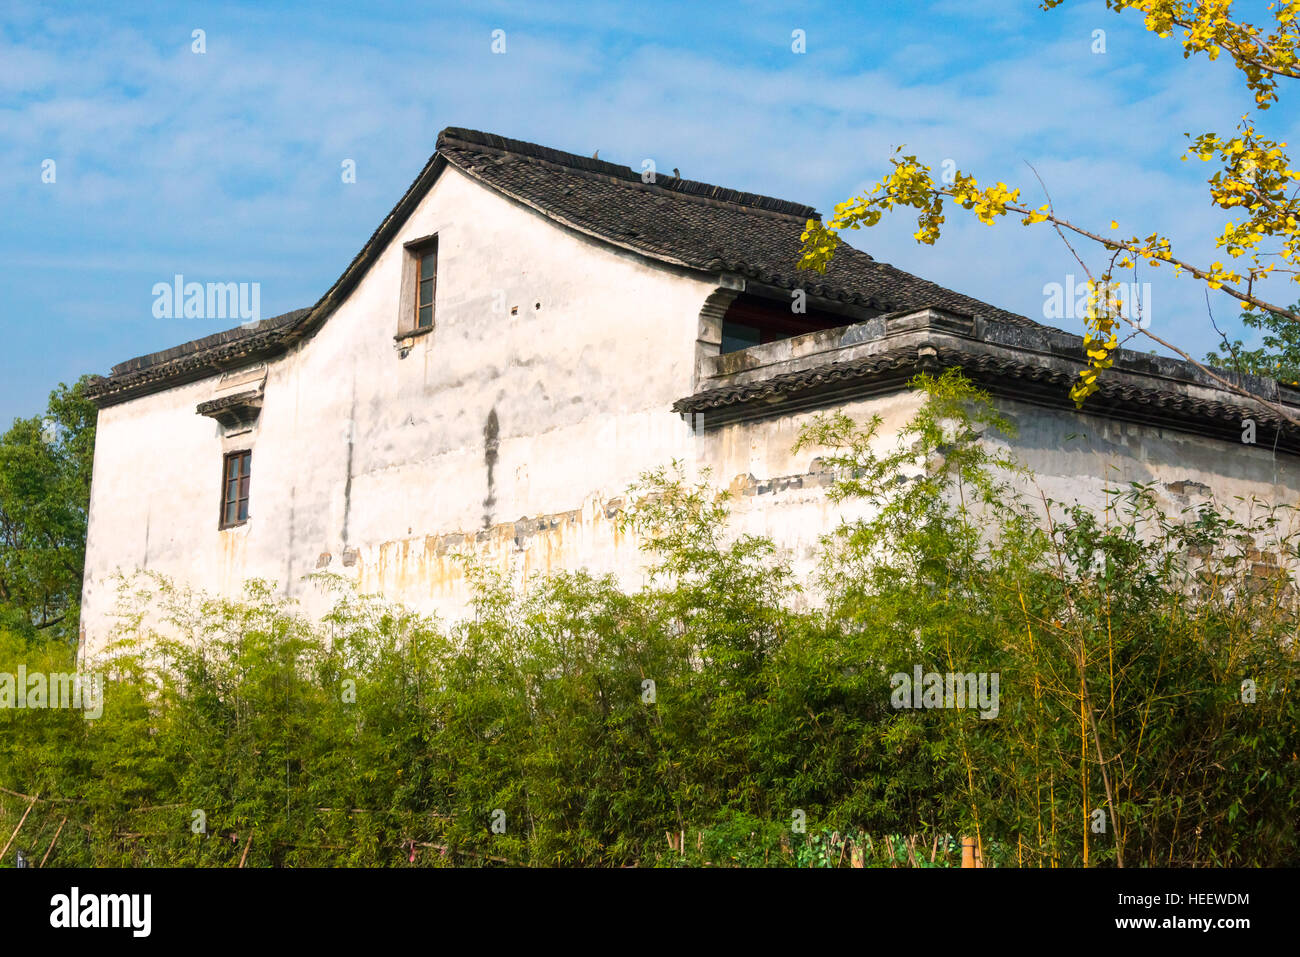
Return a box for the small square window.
[220,450,251,528]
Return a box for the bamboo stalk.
[944,634,983,862]
[1081,653,1089,868]
[0,786,78,804]
[1049,771,1057,868]
[1018,587,1045,867]
[39,817,67,867]
[0,792,40,861]
[1081,670,1125,867]
[414,841,516,865]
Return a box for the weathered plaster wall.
[80,172,1300,658]
[991,401,1300,520]
[81,167,718,653]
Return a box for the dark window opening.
[721,323,762,353]
[718,293,856,354]
[220,450,251,528]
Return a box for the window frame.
[716,293,854,355]
[219,449,252,529]
[398,234,438,339]
[415,241,436,331]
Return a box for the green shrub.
[0,371,1294,867]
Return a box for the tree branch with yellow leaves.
[798,0,1300,426]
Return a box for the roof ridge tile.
[438,126,818,220]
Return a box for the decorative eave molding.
[86,325,294,408]
[196,389,264,433]
[673,308,1300,455]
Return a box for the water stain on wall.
[482,406,499,530]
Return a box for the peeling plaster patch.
[735,461,834,498]
[359,493,628,600]
[1167,479,1212,497]
[354,462,848,604]
[218,525,248,594]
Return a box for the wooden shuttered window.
[220,450,251,528]
[416,243,436,330]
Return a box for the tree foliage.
[797,1,1300,418]
[0,378,96,641]
[1207,299,1300,383]
[1,373,1295,867]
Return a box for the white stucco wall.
[82,166,723,652]
[79,168,1300,657]
[992,401,1300,527]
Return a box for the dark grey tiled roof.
[109,308,311,376]
[437,128,1041,325]
[87,125,1043,404]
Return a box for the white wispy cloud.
[1,0,1295,424]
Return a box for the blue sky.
[3,0,1296,425]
